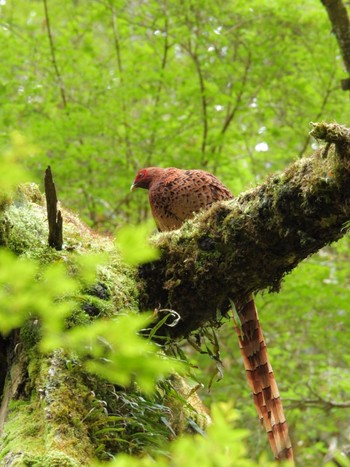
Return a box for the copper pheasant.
[131,166,294,462]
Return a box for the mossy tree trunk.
[1,122,350,464]
[0,186,145,466]
[0,334,98,466]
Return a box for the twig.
[211,44,252,172]
[147,16,171,165]
[221,49,252,137]
[285,396,350,410]
[44,166,63,250]
[110,4,132,165]
[298,68,337,157]
[181,9,209,165]
[42,0,67,109]
[192,51,209,165]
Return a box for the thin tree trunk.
[321,0,350,89]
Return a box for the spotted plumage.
[131,167,232,231]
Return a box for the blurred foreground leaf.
[0,132,31,193]
[116,222,159,266]
[44,313,183,394]
[97,402,274,467]
[0,249,77,335]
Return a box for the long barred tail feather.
[233,296,294,463]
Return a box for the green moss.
[20,319,42,350]
[33,352,96,464]
[24,451,80,467]
[0,400,46,462]
[2,451,81,466]
[15,183,45,206]
[0,351,93,464]
[1,203,50,257]
[0,183,138,316]
[0,193,11,214]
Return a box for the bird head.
[130,167,164,191]
[130,168,150,191]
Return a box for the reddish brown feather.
[132,167,293,462]
[234,297,293,461]
[145,168,232,231]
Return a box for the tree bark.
[139,122,350,337]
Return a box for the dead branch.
[44,166,63,250]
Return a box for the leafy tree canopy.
[1,0,347,228]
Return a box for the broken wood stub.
[44,166,63,250]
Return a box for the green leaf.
[116,222,159,266]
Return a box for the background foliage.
[2,0,347,229]
[1,0,350,465]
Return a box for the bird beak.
[130,182,137,192]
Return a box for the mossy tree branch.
[138,122,350,338]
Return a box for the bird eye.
[139,172,144,178]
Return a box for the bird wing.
[149,169,233,231]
